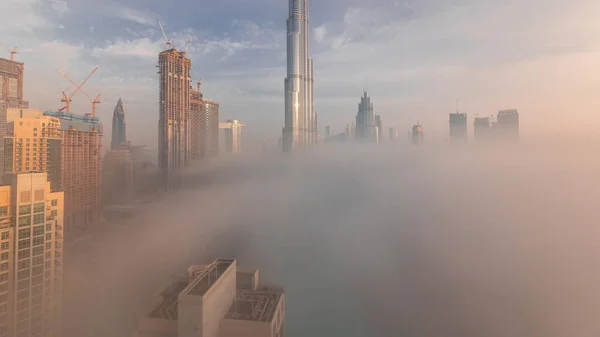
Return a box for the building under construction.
[44,111,102,231]
[449,112,467,141]
[190,81,220,159]
[158,48,191,190]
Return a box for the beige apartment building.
[137,259,285,337]
[0,173,64,337]
[4,115,62,191]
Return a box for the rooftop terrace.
[181,259,235,296]
[225,286,283,322]
[148,281,188,320]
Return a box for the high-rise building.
[102,149,134,206]
[0,172,64,337]
[158,48,191,190]
[111,98,126,150]
[355,92,377,143]
[375,114,382,144]
[220,120,246,154]
[496,109,519,141]
[324,125,331,139]
[473,116,492,141]
[3,115,62,191]
[136,259,285,337]
[44,111,101,231]
[200,99,220,158]
[389,127,398,141]
[412,123,424,145]
[189,82,203,160]
[449,112,467,141]
[0,57,29,179]
[283,0,316,152]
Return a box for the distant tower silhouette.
[111,98,127,149]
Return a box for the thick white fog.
[64,141,600,337]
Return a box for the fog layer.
[65,142,600,337]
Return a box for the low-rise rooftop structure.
[137,259,285,337]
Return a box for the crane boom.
[158,21,172,49]
[71,66,99,99]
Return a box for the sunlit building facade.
[1,173,64,337]
[283,0,316,152]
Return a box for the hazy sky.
[2,0,600,146]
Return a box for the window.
[17,250,30,260]
[51,199,57,206]
[33,226,44,236]
[0,304,6,314]
[0,284,7,292]
[17,280,28,291]
[0,232,8,240]
[0,208,7,217]
[0,264,6,271]
[45,234,51,240]
[0,254,7,262]
[51,210,57,217]
[17,269,30,281]
[17,260,30,270]
[18,216,30,227]
[32,256,43,266]
[33,214,44,225]
[18,228,30,239]
[32,266,43,276]
[0,274,6,282]
[45,224,52,231]
[18,240,30,250]
[19,205,31,215]
[0,244,6,250]
[16,290,29,301]
[32,246,43,256]
[33,203,44,213]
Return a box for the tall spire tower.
[283,0,316,152]
[111,97,127,149]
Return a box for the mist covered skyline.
[2,0,600,148]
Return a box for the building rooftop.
[181,259,235,296]
[148,281,188,320]
[225,286,283,322]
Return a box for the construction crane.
[158,21,173,49]
[57,69,102,116]
[0,42,17,61]
[57,66,99,113]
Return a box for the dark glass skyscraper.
[283,0,316,152]
[111,97,126,149]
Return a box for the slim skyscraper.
[158,48,191,190]
[283,0,316,152]
[111,98,126,150]
[355,91,377,143]
[496,109,519,141]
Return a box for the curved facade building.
[283,0,316,152]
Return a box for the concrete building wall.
[178,261,236,337]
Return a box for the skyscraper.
[375,114,382,144]
[220,120,246,154]
[449,112,467,141]
[412,123,424,145]
[496,109,519,141]
[111,98,126,150]
[0,57,29,179]
[199,99,220,158]
[474,116,492,141]
[189,81,203,160]
[355,92,377,143]
[0,172,64,337]
[44,111,102,231]
[158,48,191,190]
[283,0,316,152]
